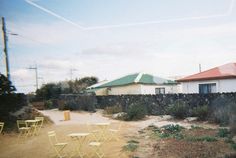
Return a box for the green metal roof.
[97,73,176,88]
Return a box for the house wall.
[95,88,108,96]
[181,78,236,93]
[106,84,180,95]
[140,84,180,94]
[108,84,142,95]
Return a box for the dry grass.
[0,123,130,158]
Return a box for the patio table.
[67,132,90,158]
[94,122,110,141]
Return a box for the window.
[199,83,216,94]
[155,88,165,94]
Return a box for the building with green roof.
[87,73,180,95]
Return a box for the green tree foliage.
[0,73,16,94]
[35,76,98,100]
[36,83,61,100]
[69,77,98,93]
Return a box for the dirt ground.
[0,109,234,158]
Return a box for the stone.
[232,136,236,143]
[184,117,198,122]
[112,112,127,119]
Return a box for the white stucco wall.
[108,84,142,95]
[140,84,180,94]
[107,84,180,95]
[181,78,236,93]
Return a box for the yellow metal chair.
[35,117,44,134]
[48,131,68,158]
[17,120,30,139]
[89,141,104,158]
[109,122,123,141]
[86,122,100,142]
[0,122,4,134]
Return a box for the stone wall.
[96,93,236,115]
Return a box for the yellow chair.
[0,122,4,134]
[48,131,68,158]
[89,141,104,158]
[86,122,100,142]
[17,120,30,139]
[109,122,123,141]
[35,117,44,134]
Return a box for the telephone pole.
[70,68,77,80]
[1,17,10,80]
[199,64,202,73]
[28,65,39,91]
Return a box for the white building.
[87,73,180,95]
[177,63,236,94]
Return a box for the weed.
[190,125,204,130]
[186,136,217,142]
[122,140,139,152]
[217,128,230,138]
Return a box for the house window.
[199,83,216,94]
[155,88,165,94]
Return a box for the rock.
[160,115,173,121]
[232,136,236,143]
[112,112,127,119]
[184,117,198,122]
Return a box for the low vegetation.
[125,103,147,121]
[122,140,139,152]
[104,105,122,114]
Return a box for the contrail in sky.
[25,0,235,30]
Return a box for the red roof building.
[177,63,236,94]
[178,63,236,82]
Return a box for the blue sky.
[0,0,236,93]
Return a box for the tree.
[70,77,98,93]
[36,83,61,100]
[0,73,16,94]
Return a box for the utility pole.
[28,65,39,91]
[1,17,10,80]
[199,64,202,73]
[70,68,77,80]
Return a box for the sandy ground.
[0,109,219,158]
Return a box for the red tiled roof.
[177,63,236,82]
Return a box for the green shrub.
[190,125,204,130]
[217,128,230,138]
[125,103,147,121]
[104,105,122,114]
[167,100,189,119]
[44,100,53,109]
[153,124,184,140]
[192,105,208,120]
[122,140,139,152]
[186,136,217,142]
[210,97,236,126]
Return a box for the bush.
[210,97,236,126]
[192,105,208,120]
[44,100,53,109]
[186,136,217,142]
[122,140,139,152]
[125,103,147,121]
[217,128,230,138]
[167,100,189,119]
[104,105,122,114]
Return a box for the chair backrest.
[0,122,4,134]
[17,120,27,129]
[48,131,58,146]
[35,117,44,127]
